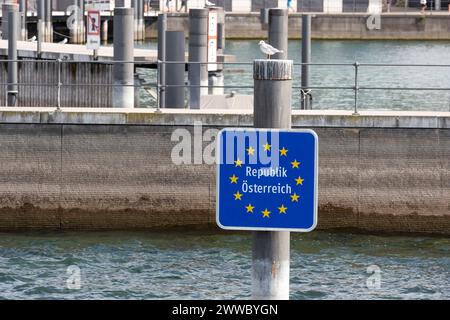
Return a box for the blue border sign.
[216,128,318,232]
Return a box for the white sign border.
[216,128,319,233]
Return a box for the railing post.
[57,59,62,110]
[157,13,167,109]
[353,61,359,115]
[301,14,312,110]
[7,4,19,107]
[156,59,161,112]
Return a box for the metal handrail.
[2,58,450,112]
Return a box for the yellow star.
[234,159,243,167]
[246,146,255,156]
[291,159,300,169]
[295,176,304,185]
[290,193,300,202]
[262,208,271,218]
[280,147,288,156]
[229,174,238,184]
[278,204,287,214]
[263,143,271,152]
[233,191,242,200]
[245,204,255,213]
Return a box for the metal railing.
[1,58,450,112]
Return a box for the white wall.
[232,0,251,12]
[323,0,343,13]
[367,0,382,14]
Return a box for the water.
[0,231,448,300]
[137,40,450,111]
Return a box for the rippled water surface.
[136,39,450,111]
[0,231,448,300]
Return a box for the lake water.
[0,230,448,300]
[137,39,450,111]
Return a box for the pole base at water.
[252,59,293,300]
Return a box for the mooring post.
[188,8,208,109]
[436,0,441,10]
[1,4,10,40]
[301,14,312,110]
[44,0,53,42]
[260,8,269,30]
[209,6,225,96]
[19,0,27,41]
[70,0,84,44]
[217,9,225,52]
[37,0,45,49]
[157,13,167,109]
[268,9,288,60]
[165,31,185,108]
[101,18,108,42]
[7,4,19,107]
[252,59,293,300]
[132,0,138,40]
[138,0,145,41]
[113,7,134,108]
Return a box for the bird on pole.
[258,40,284,59]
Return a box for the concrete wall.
[0,108,448,235]
[146,13,450,40]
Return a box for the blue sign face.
[216,129,318,232]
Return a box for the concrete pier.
[0,108,448,235]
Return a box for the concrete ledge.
[0,107,449,129]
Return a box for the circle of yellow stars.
[228,142,306,220]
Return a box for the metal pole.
[353,62,359,115]
[252,59,293,300]
[188,8,208,109]
[7,4,19,107]
[19,0,27,40]
[157,13,167,109]
[268,8,288,60]
[57,58,61,109]
[436,0,441,11]
[101,18,108,42]
[301,14,311,110]
[138,0,145,41]
[37,0,45,46]
[44,0,52,42]
[165,31,185,108]
[1,4,9,40]
[132,0,138,40]
[113,7,134,108]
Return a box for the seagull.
[28,35,37,42]
[258,40,283,59]
[205,1,215,7]
[59,38,68,44]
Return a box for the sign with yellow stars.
[216,128,318,232]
